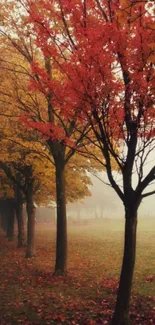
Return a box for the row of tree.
[0,112,101,254]
[0,1,155,324]
[0,30,102,256]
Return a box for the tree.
[17,0,155,323]
[0,54,96,255]
[0,5,105,273]
[0,57,97,256]
[14,174,26,248]
[0,170,15,240]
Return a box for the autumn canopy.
[0,1,155,324]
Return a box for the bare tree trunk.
[111,206,138,325]
[0,201,7,231]
[14,176,25,247]
[6,204,15,241]
[54,161,67,275]
[1,215,7,231]
[16,201,25,247]
[25,176,36,258]
[25,199,36,257]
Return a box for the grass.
[0,218,155,325]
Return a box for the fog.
[67,170,155,220]
[67,148,155,220]
[36,149,155,221]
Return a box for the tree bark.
[0,209,7,232]
[111,206,138,325]
[14,176,26,247]
[16,201,25,247]
[25,199,36,257]
[54,161,67,275]
[6,201,15,242]
[25,179,36,258]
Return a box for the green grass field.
[0,218,155,324]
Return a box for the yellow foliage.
[0,170,14,199]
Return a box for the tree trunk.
[6,205,15,242]
[16,201,25,247]
[54,161,67,275]
[0,200,8,231]
[25,191,36,258]
[0,210,7,232]
[14,178,26,248]
[111,206,138,325]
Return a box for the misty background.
[36,149,155,222]
[67,172,155,220]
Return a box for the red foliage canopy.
[24,0,155,145]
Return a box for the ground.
[0,218,155,325]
